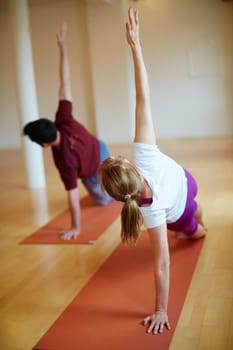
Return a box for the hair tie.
[124,194,131,200]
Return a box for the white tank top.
[133,142,187,228]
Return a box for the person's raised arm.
[56,22,72,101]
[126,8,155,145]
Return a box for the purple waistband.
[138,197,153,207]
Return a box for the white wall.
[137,0,233,138]
[86,0,133,143]
[0,0,232,149]
[29,0,97,134]
[0,9,21,148]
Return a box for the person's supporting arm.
[126,8,155,145]
[56,23,81,240]
[56,22,72,101]
[144,224,171,334]
[60,188,81,240]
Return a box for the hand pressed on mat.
[144,311,171,334]
[60,227,80,240]
[60,189,81,240]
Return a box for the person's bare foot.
[191,224,208,239]
[175,224,207,240]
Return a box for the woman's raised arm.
[126,8,156,145]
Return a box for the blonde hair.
[99,156,143,244]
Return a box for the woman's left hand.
[143,311,171,334]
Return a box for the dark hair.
[99,156,143,244]
[23,119,57,146]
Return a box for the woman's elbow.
[156,258,170,272]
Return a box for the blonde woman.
[99,8,207,334]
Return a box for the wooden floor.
[0,136,232,350]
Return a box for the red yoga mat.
[34,231,204,349]
[21,196,122,245]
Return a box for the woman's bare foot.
[175,202,208,240]
[175,224,207,240]
[191,223,207,239]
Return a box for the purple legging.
[167,169,198,235]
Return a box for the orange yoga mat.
[34,231,204,350]
[21,196,122,245]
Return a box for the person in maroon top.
[23,22,113,240]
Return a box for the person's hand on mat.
[60,227,80,240]
[143,311,171,334]
[62,190,81,240]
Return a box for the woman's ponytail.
[121,197,143,244]
[99,156,143,243]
